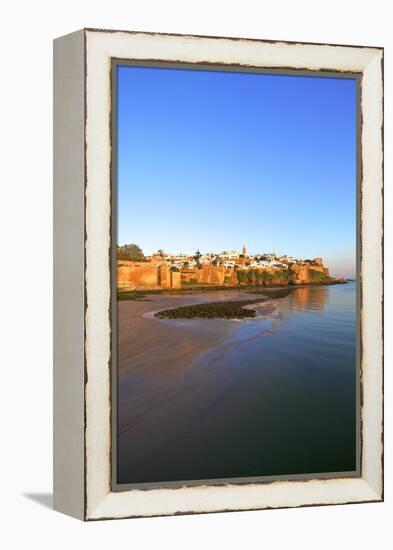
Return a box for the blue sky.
[117,65,357,278]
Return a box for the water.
[117,282,358,484]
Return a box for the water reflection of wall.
[289,286,328,311]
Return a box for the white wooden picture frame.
[53,28,383,520]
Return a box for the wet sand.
[117,290,278,482]
[117,284,357,484]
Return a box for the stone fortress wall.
[118,261,182,290]
[118,258,331,290]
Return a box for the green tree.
[118,243,145,261]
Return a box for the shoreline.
[118,278,349,301]
[117,288,279,474]
[117,285,354,481]
[117,283,356,482]
[117,292,241,447]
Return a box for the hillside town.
[144,245,324,271]
[117,244,335,291]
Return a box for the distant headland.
[117,244,347,296]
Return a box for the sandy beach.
[117,290,278,481]
[117,284,357,484]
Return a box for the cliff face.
[118,260,158,289]
[196,265,238,286]
[117,258,331,290]
[290,264,330,285]
[235,262,330,287]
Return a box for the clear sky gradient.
[117,65,357,278]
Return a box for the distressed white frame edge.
[82,30,383,520]
[54,29,86,520]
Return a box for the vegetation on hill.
[117,243,146,261]
[236,267,292,286]
[309,269,328,281]
[235,266,329,287]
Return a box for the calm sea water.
[118,282,358,484]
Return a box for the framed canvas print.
[53,28,384,520]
